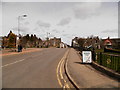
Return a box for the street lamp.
[47,32,50,40]
[16,14,27,50]
[46,32,50,47]
[18,14,27,36]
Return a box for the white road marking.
[2,59,25,68]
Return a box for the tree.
[8,32,16,48]
[26,34,30,41]
[78,38,85,48]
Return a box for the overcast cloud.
[57,17,71,26]
[2,0,119,2]
[36,20,51,28]
[24,21,30,25]
[52,29,60,34]
[101,29,118,33]
[73,3,101,19]
[2,2,118,45]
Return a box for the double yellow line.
[56,49,70,88]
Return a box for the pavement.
[0,48,42,56]
[2,48,68,88]
[66,48,119,88]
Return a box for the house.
[60,42,67,48]
[72,36,101,50]
[71,37,79,48]
[19,34,43,48]
[102,37,120,49]
[49,37,61,47]
[42,40,49,48]
[83,36,101,49]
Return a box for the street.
[2,48,67,88]
[2,48,119,88]
[1,2,120,89]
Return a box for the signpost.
[82,51,92,63]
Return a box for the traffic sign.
[82,51,92,63]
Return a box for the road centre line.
[56,56,63,87]
[56,49,70,88]
[2,59,25,68]
[60,57,68,84]
[60,58,64,79]
[60,58,70,88]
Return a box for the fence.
[95,52,120,73]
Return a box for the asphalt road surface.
[2,48,67,88]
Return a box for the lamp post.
[46,32,50,47]
[47,32,50,40]
[18,15,27,36]
[16,15,27,51]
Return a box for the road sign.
[82,51,92,63]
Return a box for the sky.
[1,0,119,45]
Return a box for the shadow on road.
[74,62,92,65]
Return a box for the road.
[2,48,119,88]
[2,48,67,88]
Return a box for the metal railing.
[95,52,120,73]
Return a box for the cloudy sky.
[1,0,119,45]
